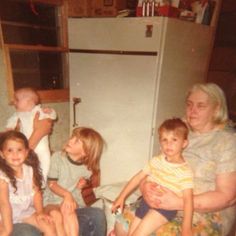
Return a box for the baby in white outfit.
[6,87,57,183]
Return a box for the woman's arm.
[28,112,53,149]
[193,172,236,212]
[0,180,13,235]
[139,179,162,208]
[141,172,236,212]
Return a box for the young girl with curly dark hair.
[0,131,55,236]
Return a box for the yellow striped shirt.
[143,154,194,197]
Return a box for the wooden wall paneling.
[33,0,63,5]
[216,12,236,46]
[221,0,236,13]
[209,47,236,71]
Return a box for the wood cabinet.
[0,0,69,103]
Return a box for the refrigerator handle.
[72,97,81,127]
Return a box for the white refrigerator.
[68,17,214,185]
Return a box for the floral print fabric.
[116,200,222,236]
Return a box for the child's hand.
[76,177,88,189]
[61,192,77,214]
[111,197,124,214]
[36,212,53,224]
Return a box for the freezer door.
[69,53,158,184]
[68,17,163,52]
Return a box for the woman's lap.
[116,202,222,236]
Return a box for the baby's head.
[13,87,40,112]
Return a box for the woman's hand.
[61,192,77,214]
[29,112,53,149]
[155,186,182,210]
[140,181,162,208]
[33,112,53,135]
[41,107,54,114]
[141,181,182,210]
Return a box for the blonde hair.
[186,83,228,125]
[15,87,40,105]
[71,127,105,174]
[158,118,189,140]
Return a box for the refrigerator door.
[68,17,164,52]
[69,52,158,184]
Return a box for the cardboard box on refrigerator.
[67,0,92,17]
[90,0,127,17]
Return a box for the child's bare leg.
[44,204,66,236]
[131,209,168,236]
[49,209,67,236]
[0,221,13,236]
[22,213,56,236]
[128,216,141,236]
[63,211,79,236]
[45,204,79,236]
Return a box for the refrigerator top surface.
[68,17,212,52]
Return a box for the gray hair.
[186,83,228,125]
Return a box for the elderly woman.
[115,83,236,236]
